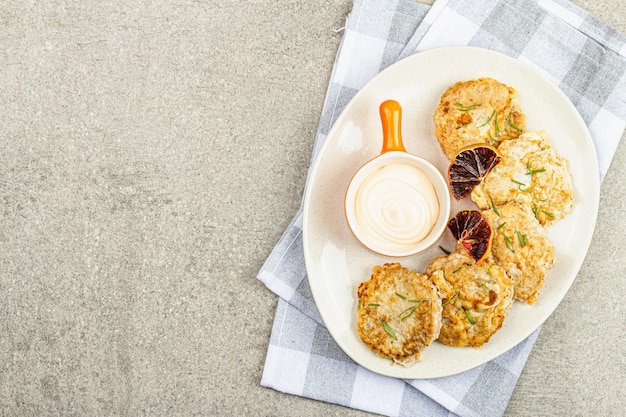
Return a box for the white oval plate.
[302,46,599,379]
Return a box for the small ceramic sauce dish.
[344,99,451,257]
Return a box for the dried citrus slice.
[447,210,493,264]
[448,144,501,200]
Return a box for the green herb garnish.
[381,320,397,340]
[464,308,476,325]
[497,222,507,230]
[368,303,380,307]
[490,196,500,215]
[516,231,528,247]
[541,210,555,219]
[442,291,460,307]
[511,179,531,192]
[419,301,433,316]
[399,298,430,321]
[439,245,451,255]
[487,128,502,142]
[487,263,498,279]
[399,306,417,321]
[395,292,406,300]
[532,189,547,202]
[455,102,481,111]
[504,233,514,252]
[506,111,523,132]
[478,109,496,127]
[482,279,496,294]
[526,163,546,176]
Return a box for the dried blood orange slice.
[448,144,501,200]
[447,210,493,264]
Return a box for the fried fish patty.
[471,130,573,226]
[357,263,443,366]
[483,201,555,304]
[433,77,526,160]
[425,252,514,348]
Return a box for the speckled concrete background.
[0,1,624,416]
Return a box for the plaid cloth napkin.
[258,1,626,416]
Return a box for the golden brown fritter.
[433,78,526,160]
[483,201,555,304]
[425,251,514,348]
[356,263,443,366]
[471,130,573,227]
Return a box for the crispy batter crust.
[425,252,514,347]
[483,201,555,304]
[356,263,443,366]
[433,78,526,160]
[471,130,573,227]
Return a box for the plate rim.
[302,45,600,379]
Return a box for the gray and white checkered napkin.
[258,0,626,416]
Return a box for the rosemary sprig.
[442,290,460,307]
[455,102,480,111]
[395,292,406,300]
[399,298,430,321]
[419,301,433,316]
[439,245,451,255]
[526,162,546,176]
[508,120,523,131]
[497,222,507,230]
[504,233,514,252]
[490,196,500,215]
[482,279,496,294]
[464,308,476,325]
[530,204,555,220]
[381,320,397,340]
[506,110,523,132]
[532,188,547,202]
[399,306,417,321]
[511,179,531,192]
[368,303,380,307]
[478,109,496,127]
[487,263,498,279]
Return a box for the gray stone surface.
[0,1,624,416]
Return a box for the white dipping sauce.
[354,163,440,253]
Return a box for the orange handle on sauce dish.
[380,99,407,153]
